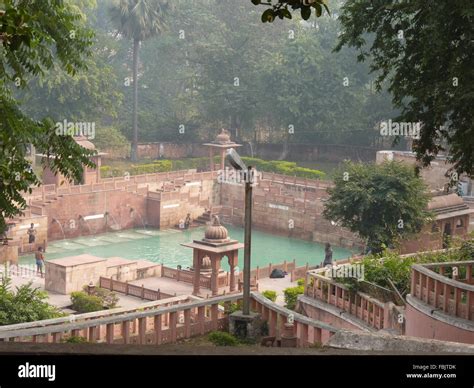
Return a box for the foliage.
[61,335,88,343]
[242,158,325,179]
[340,243,474,296]
[0,0,97,233]
[70,292,104,313]
[84,286,119,309]
[71,286,118,312]
[296,278,305,287]
[94,126,130,158]
[249,0,330,22]
[109,0,173,161]
[334,0,474,177]
[207,331,239,346]
[323,161,432,254]
[262,290,277,302]
[0,275,63,325]
[283,285,304,310]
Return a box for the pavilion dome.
[202,255,211,269]
[204,215,229,241]
[215,129,231,144]
[74,136,96,150]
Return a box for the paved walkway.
[6,274,147,310]
[257,275,297,305]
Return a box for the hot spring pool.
[20,226,353,270]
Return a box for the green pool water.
[20,226,353,270]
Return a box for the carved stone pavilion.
[181,215,243,296]
[203,129,242,172]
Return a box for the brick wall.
[45,190,147,240]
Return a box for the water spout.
[130,208,147,230]
[52,218,66,240]
[78,215,93,235]
[105,212,122,231]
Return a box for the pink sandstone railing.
[0,263,39,279]
[305,268,387,330]
[161,266,214,289]
[24,169,331,204]
[410,261,474,322]
[99,277,175,301]
[237,260,297,282]
[259,172,333,189]
[23,170,220,203]
[0,292,339,347]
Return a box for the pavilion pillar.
[209,148,214,171]
[228,251,238,292]
[220,149,226,171]
[193,249,201,296]
[211,255,220,296]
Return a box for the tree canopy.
[0,0,96,232]
[323,161,432,253]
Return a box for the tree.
[249,0,330,22]
[109,0,172,161]
[0,275,63,325]
[323,161,432,253]
[0,0,97,233]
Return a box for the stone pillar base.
[281,323,297,348]
[229,311,262,341]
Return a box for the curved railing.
[305,268,389,330]
[410,261,474,322]
[0,293,339,347]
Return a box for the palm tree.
[110,0,171,161]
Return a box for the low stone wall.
[136,142,380,163]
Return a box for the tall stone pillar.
[211,255,220,296]
[193,250,201,296]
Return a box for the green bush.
[0,275,64,325]
[283,285,304,310]
[83,286,119,309]
[296,278,305,287]
[94,126,130,158]
[208,331,239,346]
[241,157,325,180]
[61,335,88,344]
[100,156,325,180]
[262,290,277,302]
[70,292,104,313]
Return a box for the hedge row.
[100,157,325,180]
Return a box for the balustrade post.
[106,323,115,344]
[198,306,205,335]
[211,304,219,331]
[170,312,177,342]
[184,309,191,338]
[122,321,130,344]
[154,315,162,345]
[138,317,147,345]
[443,284,449,312]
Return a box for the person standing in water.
[35,246,45,278]
[27,223,36,244]
[322,243,333,267]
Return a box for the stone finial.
[216,128,231,144]
[204,215,229,241]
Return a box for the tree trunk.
[131,38,140,162]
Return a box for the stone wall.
[218,175,363,249]
[137,141,380,163]
[137,142,208,160]
[45,190,147,240]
